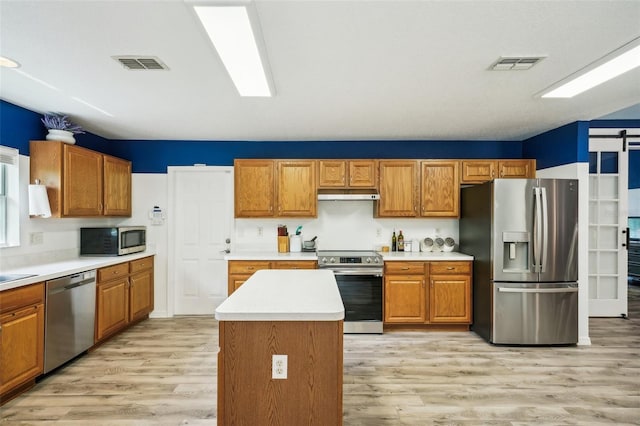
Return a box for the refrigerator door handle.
[497,287,578,294]
[533,187,543,273]
[540,187,548,273]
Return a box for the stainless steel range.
[317,250,383,334]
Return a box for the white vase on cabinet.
[46,129,75,144]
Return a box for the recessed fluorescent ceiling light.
[194,5,272,97]
[542,39,640,98]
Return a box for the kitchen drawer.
[130,256,153,273]
[98,262,130,282]
[384,261,425,275]
[429,261,471,275]
[0,283,45,315]
[228,261,271,274]
[272,261,317,270]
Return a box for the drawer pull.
[401,267,410,270]
[247,267,254,270]
[447,267,454,270]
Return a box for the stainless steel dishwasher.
[44,270,96,373]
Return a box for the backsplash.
[234,200,459,252]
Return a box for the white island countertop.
[215,269,344,322]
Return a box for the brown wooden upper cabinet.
[376,160,419,217]
[420,160,460,217]
[460,159,536,183]
[318,160,377,188]
[30,141,131,217]
[234,159,316,218]
[276,160,317,217]
[102,155,132,216]
[234,159,275,217]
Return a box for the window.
[0,145,19,247]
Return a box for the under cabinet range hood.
[317,189,380,201]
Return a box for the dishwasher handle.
[46,270,96,295]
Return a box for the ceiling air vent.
[113,56,169,71]
[489,56,545,71]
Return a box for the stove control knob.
[365,257,372,263]
[373,257,380,263]
[320,257,327,264]
[329,257,336,263]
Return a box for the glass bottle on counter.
[398,230,404,252]
[391,231,397,251]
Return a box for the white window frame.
[0,145,20,247]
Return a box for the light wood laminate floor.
[2,286,639,425]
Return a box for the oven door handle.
[330,269,383,276]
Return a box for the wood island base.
[217,320,343,426]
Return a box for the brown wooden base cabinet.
[227,260,316,295]
[0,283,45,404]
[384,261,472,330]
[96,256,154,343]
[218,320,343,425]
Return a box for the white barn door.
[168,166,233,315]
[588,130,628,317]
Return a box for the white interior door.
[588,130,628,317]
[168,166,233,315]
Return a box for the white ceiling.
[1,0,639,142]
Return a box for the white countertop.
[224,251,319,261]
[225,251,473,261]
[381,251,473,261]
[215,269,344,322]
[0,251,155,292]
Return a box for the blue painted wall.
[1,101,44,155]
[522,121,590,169]
[0,100,112,154]
[1,100,523,172]
[630,151,640,189]
[106,139,522,173]
[2,99,637,186]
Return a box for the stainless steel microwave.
[80,226,146,256]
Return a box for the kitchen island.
[215,269,344,426]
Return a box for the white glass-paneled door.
[168,166,234,315]
[588,129,629,317]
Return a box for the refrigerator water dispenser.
[502,231,529,272]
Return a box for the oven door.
[332,269,383,333]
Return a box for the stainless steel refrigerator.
[460,179,579,345]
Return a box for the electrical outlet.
[258,226,263,237]
[376,228,382,237]
[272,354,287,379]
[30,232,43,245]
